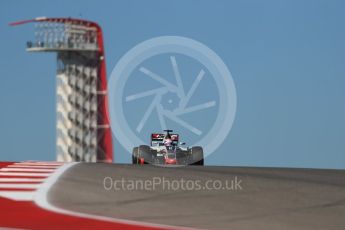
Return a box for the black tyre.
[138,145,153,164]
[190,146,204,166]
[132,147,139,164]
[176,150,189,165]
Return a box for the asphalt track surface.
[49,163,345,230]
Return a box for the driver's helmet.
[163,134,173,146]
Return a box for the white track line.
[14,163,62,167]
[0,178,45,182]
[0,172,51,177]
[0,191,35,201]
[0,162,60,202]
[7,165,59,169]
[35,163,192,230]
[15,162,63,165]
[0,168,55,172]
[25,162,63,166]
[0,183,40,189]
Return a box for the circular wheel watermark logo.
[108,36,236,158]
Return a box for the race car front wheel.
[190,146,204,166]
[138,145,152,164]
[132,147,139,164]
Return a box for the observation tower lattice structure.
[11,17,113,162]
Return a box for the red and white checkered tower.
[11,17,113,162]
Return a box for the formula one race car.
[132,130,204,166]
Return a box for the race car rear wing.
[151,133,179,146]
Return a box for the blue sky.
[0,0,344,169]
